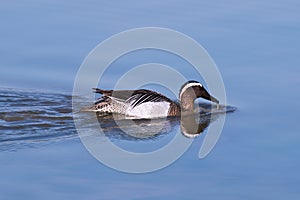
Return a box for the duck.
[90,80,219,118]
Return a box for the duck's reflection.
[180,113,212,138]
[96,104,235,140]
[96,113,178,140]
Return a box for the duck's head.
[179,80,219,111]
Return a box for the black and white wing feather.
[93,88,173,108]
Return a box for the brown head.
[179,80,219,112]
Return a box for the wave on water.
[0,88,76,151]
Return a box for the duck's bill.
[209,96,219,104]
[202,90,219,104]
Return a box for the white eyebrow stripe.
[180,82,202,98]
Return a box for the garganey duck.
[91,81,219,118]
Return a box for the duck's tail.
[92,88,113,96]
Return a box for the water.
[1,0,300,199]
[0,88,75,151]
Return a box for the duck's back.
[93,89,180,118]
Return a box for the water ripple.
[0,88,76,151]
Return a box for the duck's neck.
[179,93,196,113]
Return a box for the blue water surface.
[1,0,300,199]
